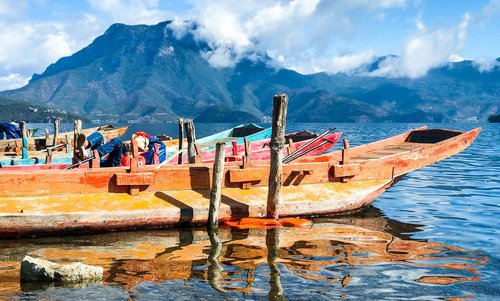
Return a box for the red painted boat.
[190,130,342,163]
[0,126,480,238]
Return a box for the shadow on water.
[0,206,489,300]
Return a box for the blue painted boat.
[196,124,271,149]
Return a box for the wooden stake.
[65,135,72,153]
[52,119,60,147]
[267,94,288,219]
[208,142,226,229]
[19,121,28,159]
[73,120,82,151]
[177,118,184,164]
[185,120,196,164]
[342,139,350,165]
[243,137,251,168]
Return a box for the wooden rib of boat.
[0,124,129,154]
[0,126,480,238]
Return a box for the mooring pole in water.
[208,142,226,229]
[177,118,184,164]
[267,94,288,219]
[19,121,29,159]
[52,119,59,147]
[185,120,197,164]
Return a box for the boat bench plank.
[351,142,427,160]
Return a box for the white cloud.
[0,21,79,76]
[371,14,470,78]
[170,0,408,73]
[293,50,377,74]
[0,73,30,91]
[0,0,28,18]
[474,58,500,72]
[477,0,500,22]
[448,54,465,62]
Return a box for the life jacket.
[121,155,146,167]
[141,136,166,165]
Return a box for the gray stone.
[20,255,103,284]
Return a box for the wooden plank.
[115,173,154,186]
[332,164,360,177]
[229,168,265,183]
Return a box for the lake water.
[0,123,498,300]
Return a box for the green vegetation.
[488,114,500,122]
[0,96,84,122]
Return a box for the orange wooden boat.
[0,125,129,154]
[0,126,480,238]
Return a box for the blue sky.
[0,0,499,90]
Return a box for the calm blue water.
[0,123,498,300]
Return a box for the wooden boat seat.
[350,142,428,160]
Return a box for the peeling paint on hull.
[0,179,394,238]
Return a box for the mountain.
[1,21,499,123]
[0,96,83,123]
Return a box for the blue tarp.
[0,122,21,139]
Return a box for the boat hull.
[0,179,394,238]
[0,127,481,238]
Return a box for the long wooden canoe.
[0,127,480,238]
[0,125,129,154]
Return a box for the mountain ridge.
[2,21,499,123]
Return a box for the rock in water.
[20,255,103,283]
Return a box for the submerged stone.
[20,255,103,284]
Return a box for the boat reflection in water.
[0,207,488,299]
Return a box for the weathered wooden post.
[267,94,288,219]
[128,138,140,196]
[45,129,49,146]
[341,139,350,165]
[243,137,251,168]
[208,142,226,229]
[52,119,60,147]
[19,121,29,159]
[65,135,72,154]
[177,118,184,164]
[185,120,197,164]
[73,120,82,151]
